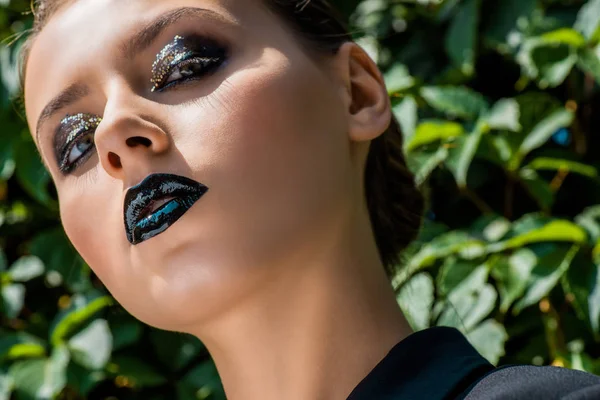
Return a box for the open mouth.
[123,173,208,245]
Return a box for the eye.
[55,113,102,174]
[66,132,95,165]
[159,55,224,90]
[150,34,227,92]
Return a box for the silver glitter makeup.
[151,35,194,92]
[60,113,102,145]
[57,113,102,172]
[150,34,227,92]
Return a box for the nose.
[94,86,171,184]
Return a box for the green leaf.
[392,95,418,141]
[397,273,434,331]
[540,28,586,48]
[384,63,415,94]
[50,293,114,346]
[393,231,484,289]
[0,333,46,362]
[9,346,69,400]
[7,256,45,283]
[589,263,600,335]
[485,98,521,132]
[406,120,465,151]
[481,217,512,242]
[68,319,112,370]
[526,157,597,178]
[110,355,168,388]
[490,221,587,253]
[420,86,489,120]
[1,284,25,319]
[517,39,578,88]
[575,205,600,243]
[512,108,574,169]
[450,123,485,188]
[562,257,599,333]
[574,0,600,41]
[36,346,70,400]
[577,46,600,83]
[437,258,480,297]
[437,264,496,331]
[9,360,47,400]
[0,374,12,400]
[491,249,537,313]
[445,0,479,76]
[409,146,449,186]
[465,319,508,365]
[536,45,578,88]
[514,244,580,314]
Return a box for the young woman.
[19,0,600,398]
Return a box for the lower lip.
[132,194,202,245]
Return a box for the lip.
[124,173,208,245]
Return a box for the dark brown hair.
[18,0,425,280]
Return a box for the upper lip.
[123,173,207,243]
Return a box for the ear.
[334,41,392,142]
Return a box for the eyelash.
[58,38,227,174]
[153,53,226,92]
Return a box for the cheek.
[175,50,352,264]
[57,176,127,286]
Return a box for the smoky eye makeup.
[54,113,102,174]
[150,34,228,92]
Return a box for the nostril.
[108,152,122,168]
[126,136,152,147]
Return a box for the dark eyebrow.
[121,7,232,60]
[36,82,89,145]
[35,7,233,144]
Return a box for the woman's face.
[24,0,359,330]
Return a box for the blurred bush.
[1,0,600,398]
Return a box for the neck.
[188,215,413,400]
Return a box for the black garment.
[346,326,600,400]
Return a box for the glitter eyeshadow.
[59,113,102,145]
[56,112,102,171]
[150,35,194,92]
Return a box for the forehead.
[23,0,263,138]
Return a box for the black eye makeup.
[54,113,102,175]
[150,34,228,92]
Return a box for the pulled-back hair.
[18,0,425,280]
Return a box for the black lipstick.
[124,173,208,245]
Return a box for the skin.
[23,0,413,399]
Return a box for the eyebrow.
[35,6,233,144]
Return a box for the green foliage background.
[1,0,600,398]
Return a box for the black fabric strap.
[346,326,495,400]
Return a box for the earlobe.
[337,42,392,143]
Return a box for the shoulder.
[460,364,600,400]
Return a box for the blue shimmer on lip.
[136,199,181,240]
[133,193,202,243]
[136,199,180,231]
